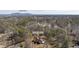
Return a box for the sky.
[0,10,79,15]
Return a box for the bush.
[47,29,66,37]
[16,27,26,37]
[61,39,68,48]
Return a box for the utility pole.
[24,31,33,48]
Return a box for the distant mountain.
[0,13,33,16]
[11,13,33,16]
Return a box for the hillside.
[0,15,79,48]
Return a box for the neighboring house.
[54,24,60,29]
[37,22,52,28]
[32,31,44,35]
[74,46,79,48]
